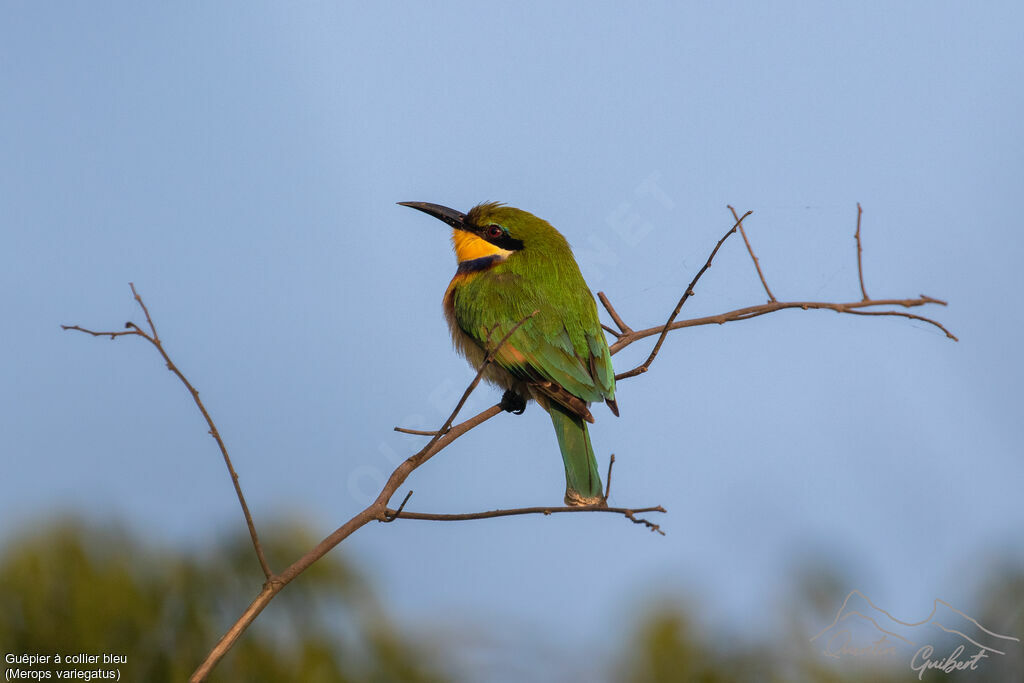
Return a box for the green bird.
[399,201,618,506]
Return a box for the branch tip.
[598,291,633,334]
[855,203,869,301]
[394,426,449,436]
[730,205,776,302]
[604,453,616,500]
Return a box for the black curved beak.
[397,201,468,230]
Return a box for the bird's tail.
[548,402,604,506]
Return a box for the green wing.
[452,268,615,407]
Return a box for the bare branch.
[614,211,751,380]
[188,400,509,682]
[842,306,958,341]
[599,208,954,367]
[598,291,633,333]
[60,324,138,340]
[64,286,273,581]
[382,490,414,522]
[190,308,666,680]
[608,295,954,358]
[604,453,616,500]
[855,203,869,301]
[393,426,449,436]
[623,509,665,534]
[383,502,666,535]
[130,282,160,340]
[730,204,776,302]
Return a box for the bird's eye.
[486,225,504,239]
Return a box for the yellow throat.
[451,229,514,263]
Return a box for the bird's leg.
[500,389,527,415]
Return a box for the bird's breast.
[443,273,483,367]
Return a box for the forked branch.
[613,210,750,380]
[598,205,956,364]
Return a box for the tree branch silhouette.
[63,283,272,581]
[599,207,955,350]
[61,203,955,680]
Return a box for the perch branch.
[384,503,666,535]
[186,304,664,680]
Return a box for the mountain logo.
[810,590,1019,679]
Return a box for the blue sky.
[2,2,1023,679]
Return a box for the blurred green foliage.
[0,518,446,682]
[1,519,1020,682]
[615,561,1024,683]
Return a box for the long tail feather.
[548,403,604,506]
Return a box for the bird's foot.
[500,390,527,415]
[564,491,607,508]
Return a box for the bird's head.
[398,201,569,266]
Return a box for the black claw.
[500,390,527,415]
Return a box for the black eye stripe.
[489,233,524,251]
[466,221,524,251]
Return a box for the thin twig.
[130,282,160,340]
[614,211,750,380]
[394,426,449,436]
[63,285,273,580]
[383,490,414,522]
[730,205,776,302]
[855,203,869,301]
[622,509,665,534]
[60,325,137,340]
[604,453,616,500]
[842,308,958,341]
[598,291,633,333]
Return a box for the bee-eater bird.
[398,201,618,506]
